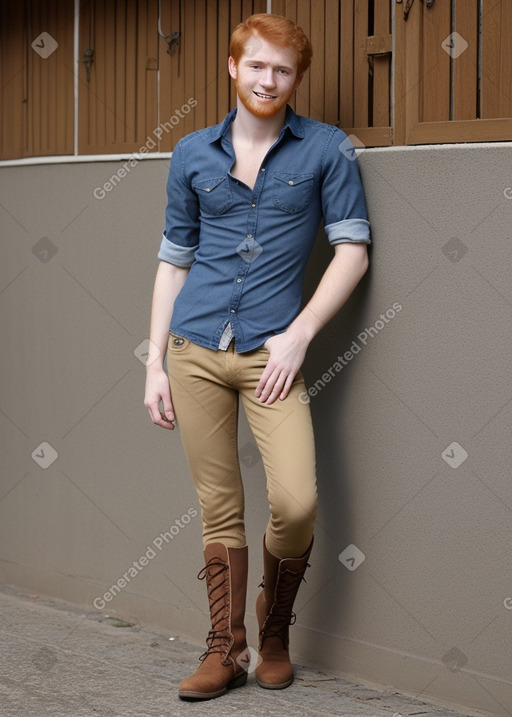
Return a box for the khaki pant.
[166,332,317,558]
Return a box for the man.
[144,13,370,701]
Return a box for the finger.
[260,371,287,404]
[255,363,275,398]
[161,400,175,423]
[147,403,175,430]
[279,373,296,401]
[257,368,280,402]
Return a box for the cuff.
[325,218,371,245]
[157,232,198,266]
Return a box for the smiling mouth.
[253,91,277,99]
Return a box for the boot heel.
[227,670,247,690]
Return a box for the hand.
[144,368,176,429]
[255,330,309,405]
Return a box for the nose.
[259,67,276,89]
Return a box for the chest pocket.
[192,176,234,215]
[272,172,315,213]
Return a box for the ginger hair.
[229,13,312,76]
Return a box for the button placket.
[227,156,268,332]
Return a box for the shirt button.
[251,203,256,208]
[288,180,294,185]
[230,309,236,314]
[246,233,253,238]
[260,167,266,172]
[205,188,211,192]
[236,278,242,283]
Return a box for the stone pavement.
[0,584,483,717]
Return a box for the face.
[228,34,303,119]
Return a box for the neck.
[231,101,287,144]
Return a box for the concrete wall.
[1,145,511,716]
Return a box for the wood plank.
[162,0,186,148]
[28,0,40,154]
[242,0,253,20]
[372,1,391,129]
[353,0,369,127]
[403,0,421,144]
[295,0,310,116]
[114,0,127,145]
[281,1,297,112]
[308,0,324,121]
[453,0,478,121]
[406,117,512,144]
[183,0,196,135]
[145,0,159,148]
[340,125,392,147]
[366,34,392,56]
[498,0,512,117]
[481,0,501,118]
[393,0,407,145]
[77,0,89,154]
[205,0,218,128]
[194,0,207,131]
[137,0,149,148]
[104,0,116,148]
[271,0,285,14]
[47,0,56,152]
[229,0,242,109]
[92,0,105,151]
[339,0,354,129]
[253,0,267,12]
[0,0,25,158]
[323,0,339,126]
[125,0,137,144]
[217,0,231,122]
[58,0,74,154]
[421,0,450,121]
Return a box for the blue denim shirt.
[158,105,370,353]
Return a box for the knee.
[270,486,318,531]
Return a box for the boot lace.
[260,564,309,648]
[197,558,234,665]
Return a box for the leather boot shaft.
[255,535,313,689]
[178,543,248,700]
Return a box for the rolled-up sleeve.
[158,139,200,266]
[321,129,371,245]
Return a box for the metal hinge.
[398,0,435,21]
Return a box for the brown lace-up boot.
[255,534,313,689]
[178,543,248,700]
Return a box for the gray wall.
[1,145,511,716]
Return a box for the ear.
[293,73,304,90]
[228,56,238,80]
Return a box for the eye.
[278,69,289,75]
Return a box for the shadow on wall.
[300,227,373,636]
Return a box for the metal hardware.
[402,0,435,21]
[82,48,94,82]
[164,31,181,55]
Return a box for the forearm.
[146,260,190,370]
[288,242,369,343]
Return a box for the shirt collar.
[208,104,305,143]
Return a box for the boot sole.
[255,674,294,690]
[178,670,247,700]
